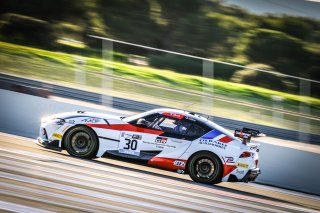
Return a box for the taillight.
[239,151,253,158]
[255,160,259,167]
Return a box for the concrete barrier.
[1,73,319,144]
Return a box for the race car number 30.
[118,132,142,156]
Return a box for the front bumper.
[228,168,261,182]
[35,137,62,151]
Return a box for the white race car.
[36,108,261,184]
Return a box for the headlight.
[52,118,65,125]
[41,117,65,125]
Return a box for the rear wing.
[234,127,265,144]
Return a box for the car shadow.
[38,147,296,205]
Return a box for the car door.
[118,113,162,160]
[147,115,194,157]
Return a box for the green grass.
[0,41,319,134]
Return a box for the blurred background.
[0,0,319,140]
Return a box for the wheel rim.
[195,158,215,179]
[71,132,92,154]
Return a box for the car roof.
[124,108,239,141]
[151,108,210,123]
[151,108,238,140]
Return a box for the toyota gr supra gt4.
[36,108,261,184]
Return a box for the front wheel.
[187,152,223,184]
[64,126,98,159]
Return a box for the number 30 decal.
[124,139,138,150]
[119,133,142,156]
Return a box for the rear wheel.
[64,126,98,159]
[187,152,222,184]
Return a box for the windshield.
[122,110,156,123]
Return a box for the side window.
[185,123,207,138]
[157,117,192,135]
[144,114,160,123]
[129,113,160,128]
[144,114,161,129]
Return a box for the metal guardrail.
[1,73,319,144]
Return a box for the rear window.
[185,123,207,138]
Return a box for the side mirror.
[137,118,147,126]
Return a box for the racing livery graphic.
[36,108,261,184]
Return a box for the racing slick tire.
[64,126,98,159]
[187,151,223,184]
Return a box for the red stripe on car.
[162,112,185,120]
[86,123,164,135]
[148,157,187,170]
[219,136,233,143]
[223,165,237,177]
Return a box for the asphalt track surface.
[1,133,320,213]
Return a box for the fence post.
[298,79,310,143]
[74,56,86,86]
[202,60,214,118]
[101,40,113,107]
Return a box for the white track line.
[0,152,286,213]
[0,171,191,213]
[0,184,143,213]
[236,182,320,201]
[0,147,316,213]
[0,165,231,213]
[0,158,261,213]
[0,200,55,213]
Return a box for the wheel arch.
[185,150,223,173]
[61,124,99,151]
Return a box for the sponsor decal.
[68,120,75,124]
[236,170,245,175]
[173,160,186,167]
[171,139,183,144]
[143,141,155,145]
[52,133,62,139]
[237,162,249,169]
[201,130,233,143]
[224,157,235,163]
[155,137,168,144]
[155,137,176,149]
[132,134,142,140]
[148,157,186,170]
[82,118,100,123]
[199,138,227,149]
[119,133,142,156]
[162,112,185,119]
[121,133,142,140]
[177,169,185,174]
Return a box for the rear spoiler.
[234,127,265,144]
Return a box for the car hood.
[48,111,123,121]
